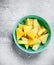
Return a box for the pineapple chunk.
[27,27,38,39]
[16,28,24,39]
[24,25,32,36]
[19,24,24,30]
[27,31,34,39]
[38,27,47,35]
[26,18,33,26]
[32,44,40,50]
[28,38,41,47]
[32,38,41,50]
[40,33,49,44]
[34,38,41,44]
[36,34,40,39]
[18,37,28,44]
[33,19,41,29]
[33,27,38,34]
[25,44,29,49]
[28,39,34,47]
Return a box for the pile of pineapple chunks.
[16,18,49,50]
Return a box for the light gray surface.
[0,0,54,65]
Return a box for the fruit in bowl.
[13,15,51,54]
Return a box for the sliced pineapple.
[18,37,28,44]
[33,27,38,35]
[38,27,47,36]
[24,25,32,36]
[36,34,40,39]
[32,44,40,50]
[28,39,33,47]
[33,19,41,29]
[40,33,49,44]
[26,18,33,26]
[28,38,41,50]
[27,31,34,39]
[25,44,29,49]
[16,18,49,51]
[34,38,41,44]
[16,28,24,39]
[19,24,24,30]
[27,27,38,39]
[28,38,41,47]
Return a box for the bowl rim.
[13,15,51,54]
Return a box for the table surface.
[0,0,54,65]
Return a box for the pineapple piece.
[24,25,32,36]
[38,27,47,35]
[36,34,40,39]
[27,31,34,39]
[40,33,49,44]
[18,37,28,44]
[34,38,41,44]
[28,39,33,47]
[26,18,33,26]
[33,19,41,29]
[19,24,24,30]
[27,27,38,39]
[28,38,41,47]
[25,44,29,49]
[32,38,41,50]
[33,27,38,35]
[32,44,40,50]
[16,28,24,39]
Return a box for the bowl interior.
[13,15,51,54]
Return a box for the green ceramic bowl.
[13,15,51,54]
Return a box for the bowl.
[13,15,51,54]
